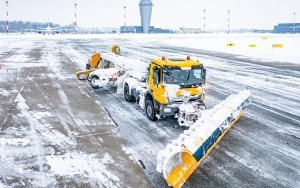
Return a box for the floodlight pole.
[74,3,77,34]
[227,10,230,34]
[6,1,9,34]
[203,9,206,34]
[293,12,296,33]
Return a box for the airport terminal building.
[274,23,300,33]
[120,26,173,34]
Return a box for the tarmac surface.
[0,36,152,187]
[0,35,300,188]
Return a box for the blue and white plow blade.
[156,90,252,188]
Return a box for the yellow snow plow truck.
[75,45,252,187]
[76,45,207,123]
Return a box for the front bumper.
[159,104,180,116]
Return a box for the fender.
[145,91,161,110]
[123,77,141,96]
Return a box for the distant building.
[175,27,202,34]
[120,26,173,34]
[274,23,300,33]
[253,29,273,33]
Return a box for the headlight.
[164,108,171,113]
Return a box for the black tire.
[87,74,92,82]
[90,75,99,89]
[145,99,157,121]
[124,84,134,102]
[198,102,206,110]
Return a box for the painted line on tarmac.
[210,64,300,87]
[251,102,300,124]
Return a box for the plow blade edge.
[156,90,252,188]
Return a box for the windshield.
[163,67,204,87]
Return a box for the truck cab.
[126,56,206,121]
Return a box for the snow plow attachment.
[75,51,101,79]
[156,90,252,188]
[75,45,121,80]
[75,69,93,79]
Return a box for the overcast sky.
[0,0,299,29]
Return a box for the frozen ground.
[0,33,300,188]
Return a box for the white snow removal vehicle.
[75,45,252,187]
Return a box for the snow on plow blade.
[156,90,252,188]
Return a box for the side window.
[193,69,202,79]
[153,67,161,84]
[158,68,161,83]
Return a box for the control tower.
[139,0,153,33]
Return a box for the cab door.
[148,64,167,104]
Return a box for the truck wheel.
[124,84,134,102]
[87,74,92,82]
[90,75,99,89]
[146,99,157,121]
[199,102,206,110]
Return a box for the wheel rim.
[147,104,153,118]
[91,78,97,87]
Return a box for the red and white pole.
[203,9,206,34]
[6,1,9,34]
[74,3,77,34]
[124,6,127,33]
[227,10,230,34]
[294,12,296,33]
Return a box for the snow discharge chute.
[156,90,252,188]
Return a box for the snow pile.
[46,152,121,186]
[0,138,31,146]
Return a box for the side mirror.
[202,68,206,83]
